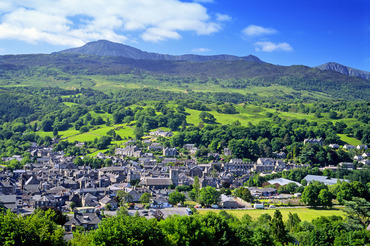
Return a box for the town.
[0,132,368,233]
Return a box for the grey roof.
[23,184,41,194]
[25,176,40,185]
[99,195,116,204]
[267,178,301,187]
[64,212,101,226]
[145,178,172,186]
[0,195,17,203]
[303,175,349,185]
[221,194,233,202]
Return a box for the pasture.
[198,207,345,222]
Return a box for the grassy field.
[2,71,339,101]
[185,105,360,127]
[36,100,363,145]
[63,102,79,107]
[198,207,345,222]
[66,133,99,142]
[60,124,135,143]
[338,134,362,146]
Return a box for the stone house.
[163,147,177,156]
[64,210,102,231]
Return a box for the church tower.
[170,168,179,186]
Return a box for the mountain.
[57,40,265,63]
[0,52,369,101]
[316,62,370,80]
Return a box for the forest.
[0,199,369,246]
[0,86,368,168]
[0,81,368,246]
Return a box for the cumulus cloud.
[0,0,225,46]
[193,0,214,3]
[254,41,293,52]
[191,48,211,53]
[242,25,277,37]
[216,13,231,22]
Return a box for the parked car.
[211,204,219,209]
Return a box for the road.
[105,207,188,219]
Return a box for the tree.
[134,126,144,140]
[70,201,76,211]
[198,186,221,207]
[139,192,151,203]
[286,212,301,233]
[199,111,216,123]
[234,187,253,202]
[342,197,370,228]
[336,182,353,204]
[34,206,67,226]
[285,182,299,193]
[192,176,200,201]
[159,215,212,245]
[270,210,289,245]
[0,210,65,246]
[116,190,133,206]
[329,111,337,119]
[41,118,53,132]
[96,136,111,149]
[252,226,274,246]
[92,213,167,246]
[53,127,58,137]
[301,181,329,207]
[318,189,333,208]
[168,191,186,205]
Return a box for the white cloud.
[142,28,182,42]
[242,25,277,37]
[191,48,210,53]
[193,0,214,3]
[254,41,293,52]
[0,0,225,46]
[216,13,231,22]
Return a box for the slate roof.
[303,175,349,185]
[267,178,301,187]
[145,178,172,186]
[64,212,101,226]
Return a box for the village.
[0,131,368,232]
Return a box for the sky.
[0,0,369,71]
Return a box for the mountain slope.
[316,62,370,80]
[57,40,264,63]
[0,53,369,101]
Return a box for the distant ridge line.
[57,39,265,63]
[315,62,370,80]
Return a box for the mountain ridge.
[316,62,370,80]
[56,40,265,63]
[0,52,369,101]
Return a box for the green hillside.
[0,53,369,101]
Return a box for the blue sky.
[0,0,368,71]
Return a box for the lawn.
[185,104,363,128]
[59,129,80,138]
[185,107,270,127]
[37,131,54,138]
[63,102,79,107]
[198,207,345,222]
[66,133,99,143]
[42,123,135,143]
[338,134,362,146]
